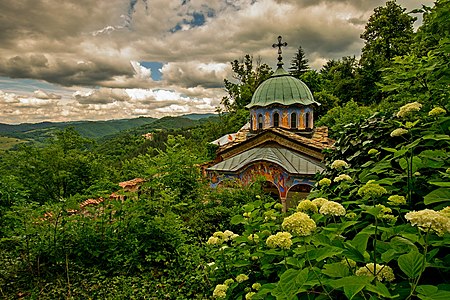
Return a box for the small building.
[206,37,333,211]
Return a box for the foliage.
[289,46,309,78]
[204,103,450,299]
[316,100,373,138]
[320,56,361,104]
[359,0,416,104]
[0,128,113,203]
[220,55,273,112]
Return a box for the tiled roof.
[207,144,324,174]
[217,126,334,154]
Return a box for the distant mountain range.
[0,113,218,143]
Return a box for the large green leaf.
[343,242,367,262]
[230,215,245,225]
[330,276,372,300]
[308,245,344,261]
[417,285,450,300]
[399,156,422,173]
[366,281,397,298]
[428,182,450,188]
[350,232,370,254]
[271,268,310,299]
[424,188,450,205]
[322,262,350,278]
[398,251,424,279]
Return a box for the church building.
[206,37,334,212]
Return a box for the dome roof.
[246,67,319,109]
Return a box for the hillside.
[0,114,218,147]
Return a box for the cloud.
[34,89,62,99]
[0,0,427,123]
[73,88,131,104]
[161,62,230,88]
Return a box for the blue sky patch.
[170,11,208,33]
[139,62,163,81]
[0,77,71,95]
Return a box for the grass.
[0,136,27,150]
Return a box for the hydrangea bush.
[205,102,450,299]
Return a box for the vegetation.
[0,1,449,299]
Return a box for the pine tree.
[289,46,309,77]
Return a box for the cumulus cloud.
[0,0,426,123]
[34,89,62,99]
[162,62,230,88]
[73,88,131,104]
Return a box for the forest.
[0,1,449,299]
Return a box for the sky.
[0,0,429,124]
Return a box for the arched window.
[258,114,263,129]
[290,112,297,128]
[273,112,279,127]
[305,112,310,129]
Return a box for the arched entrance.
[286,184,312,209]
[262,181,280,200]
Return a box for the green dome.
[246,67,319,108]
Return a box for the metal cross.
[272,36,287,67]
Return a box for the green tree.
[220,55,272,112]
[320,56,360,104]
[379,0,450,111]
[0,128,110,203]
[289,46,309,77]
[359,0,416,104]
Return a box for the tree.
[320,56,361,104]
[359,0,416,104]
[379,0,450,111]
[0,128,110,203]
[220,55,272,112]
[289,46,309,77]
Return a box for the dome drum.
[250,105,314,133]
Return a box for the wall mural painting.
[208,163,315,198]
[264,111,271,128]
[281,111,289,128]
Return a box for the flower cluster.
[396,101,422,118]
[345,212,358,220]
[368,148,379,155]
[319,201,346,216]
[312,197,328,208]
[252,283,261,291]
[245,292,256,300]
[334,174,352,182]
[331,160,349,169]
[297,200,318,214]
[358,180,387,199]
[266,232,293,249]
[341,258,357,268]
[264,209,277,221]
[319,178,332,186]
[247,233,259,243]
[274,203,284,210]
[282,212,316,236]
[375,204,397,223]
[428,107,446,117]
[405,209,450,236]
[387,195,406,206]
[390,128,408,137]
[213,284,228,299]
[236,274,249,283]
[356,263,395,282]
[440,206,450,217]
[207,230,239,245]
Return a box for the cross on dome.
[272,36,287,67]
